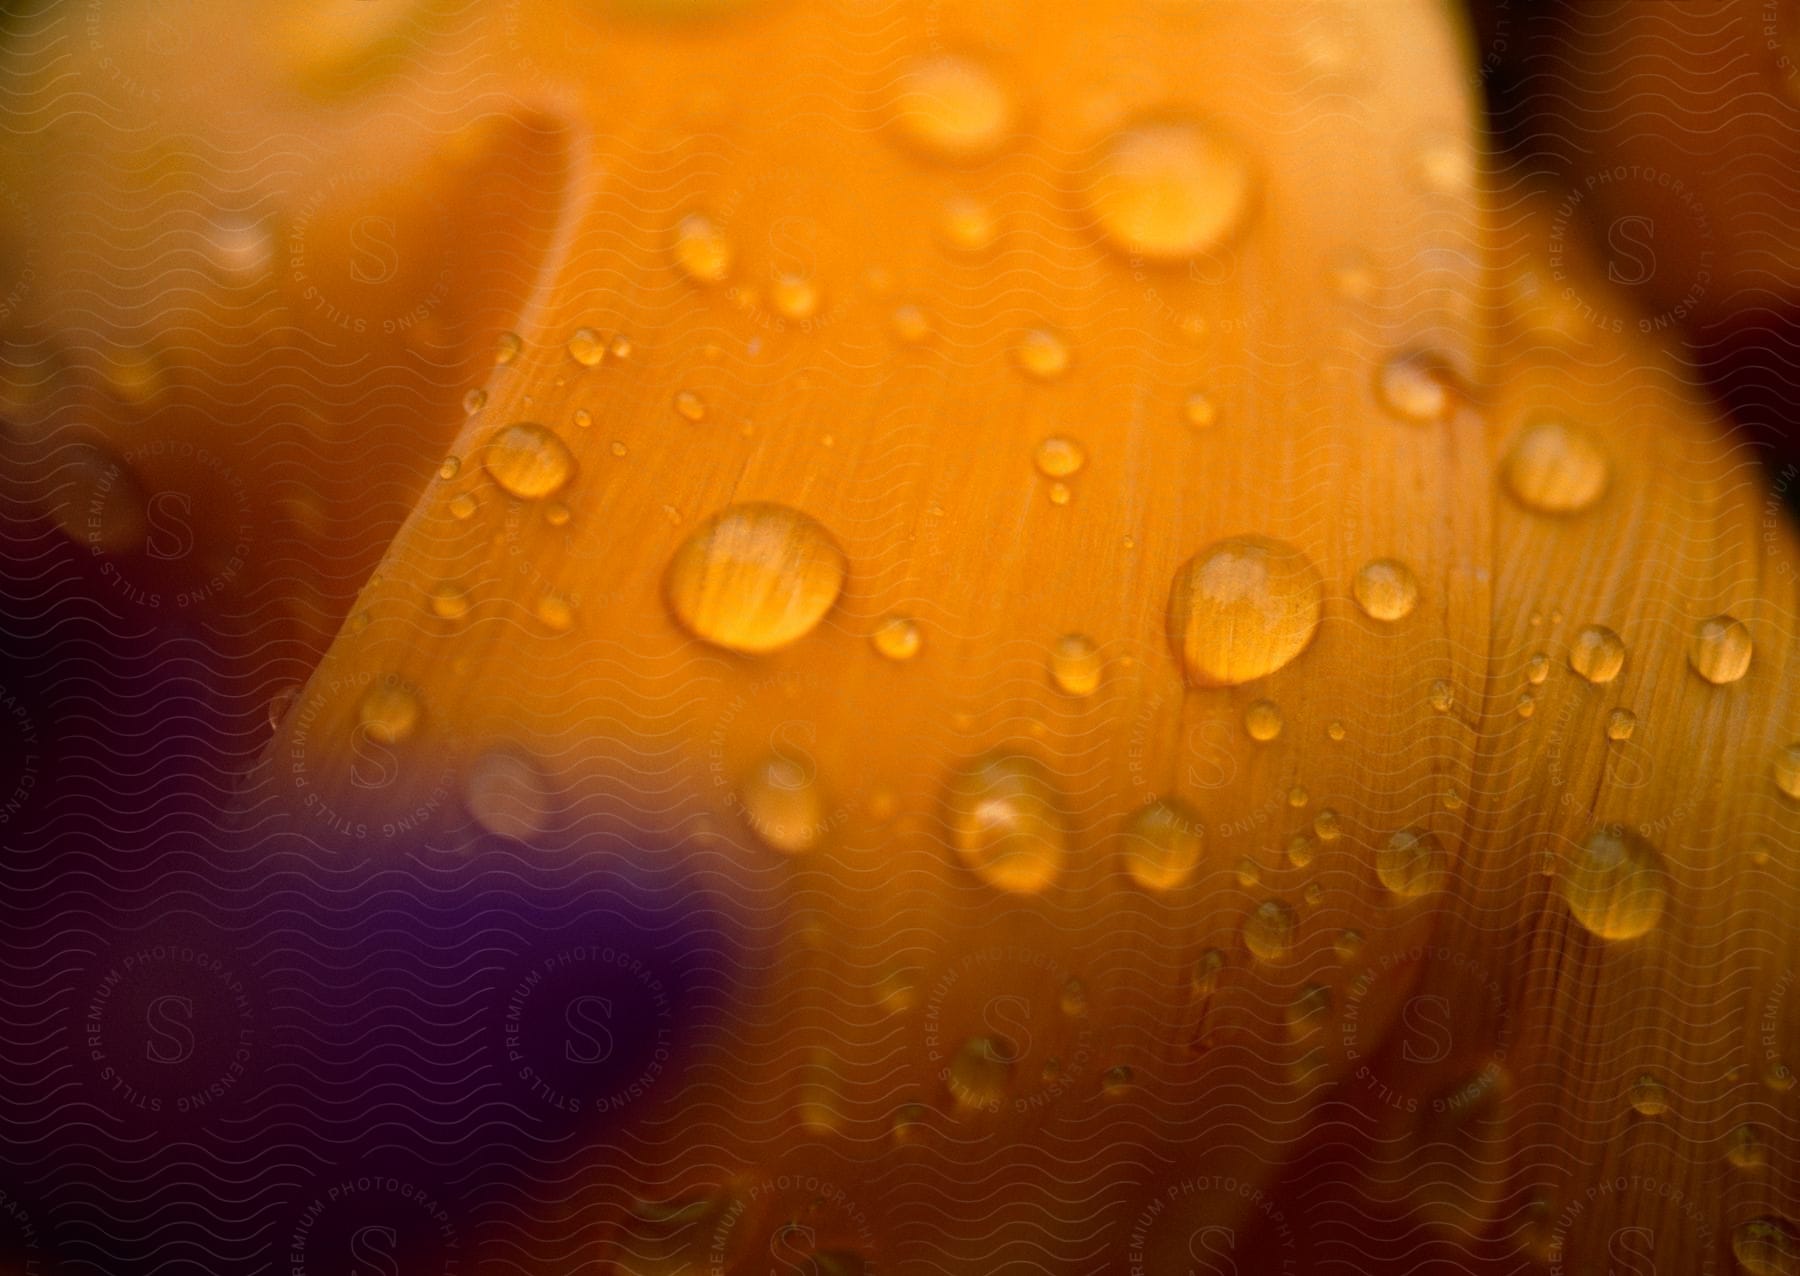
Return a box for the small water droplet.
[1287,982,1332,1037]
[1013,328,1071,380]
[495,331,522,365]
[1429,679,1454,712]
[673,389,707,422]
[1313,808,1342,842]
[947,1034,1015,1111]
[1089,117,1254,261]
[1378,828,1449,898]
[1327,719,1346,742]
[1244,698,1283,742]
[437,455,460,481]
[1726,1123,1768,1169]
[1335,928,1364,960]
[1243,898,1298,962]
[1233,856,1261,888]
[464,747,554,842]
[1517,690,1536,718]
[572,407,593,429]
[1049,633,1102,695]
[1182,391,1218,428]
[536,593,575,632]
[357,680,421,744]
[890,54,1014,162]
[1606,708,1637,741]
[1034,436,1086,478]
[741,752,826,854]
[1627,1073,1670,1117]
[1376,349,1457,423]
[483,421,575,500]
[1047,482,1072,506]
[1569,624,1626,684]
[544,502,571,528]
[1288,784,1309,808]
[1502,419,1608,513]
[448,492,477,520]
[943,752,1066,894]
[567,326,606,367]
[1286,832,1316,869]
[940,196,998,252]
[1101,1064,1134,1096]
[771,274,820,320]
[462,389,487,416]
[1774,744,1800,799]
[1352,557,1419,621]
[890,304,930,344]
[872,615,922,661]
[1168,536,1324,686]
[1558,825,1669,940]
[1059,977,1088,1018]
[1120,798,1204,890]
[674,213,731,283]
[429,583,470,620]
[1689,614,1752,685]
[664,503,846,653]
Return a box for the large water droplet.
[483,422,575,501]
[664,502,846,653]
[1088,117,1253,262]
[1375,827,1447,896]
[1557,825,1670,940]
[741,753,826,854]
[1568,624,1626,684]
[1502,419,1608,514]
[1733,1217,1800,1276]
[890,54,1014,162]
[1352,558,1419,621]
[1167,536,1324,686]
[942,752,1066,894]
[1120,798,1204,890]
[1688,613,1752,684]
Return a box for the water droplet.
[1059,977,1088,1018]
[1376,349,1457,423]
[1502,419,1608,514]
[448,492,477,520]
[664,502,846,653]
[674,213,731,283]
[1429,679,1454,712]
[1733,1217,1800,1276]
[1525,652,1550,685]
[1557,825,1670,940]
[1335,928,1364,960]
[1774,744,1800,799]
[1101,1064,1134,1095]
[942,752,1066,894]
[1313,808,1342,842]
[872,615,922,661]
[669,390,707,423]
[940,196,998,252]
[462,387,487,415]
[495,331,522,365]
[1191,949,1226,995]
[771,274,820,320]
[1034,436,1085,478]
[544,502,571,528]
[1049,633,1102,695]
[1182,391,1219,428]
[1120,798,1204,890]
[1606,708,1637,742]
[1047,482,1072,506]
[1288,784,1309,808]
[535,593,575,632]
[1327,719,1347,742]
[1689,614,1752,685]
[890,304,930,344]
[890,54,1014,162]
[1726,1123,1768,1169]
[483,421,575,500]
[267,686,299,732]
[1287,983,1332,1036]
[1233,856,1261,888]
[1569,624,1626,684]
[437,455,461,481]
[741,752,826,854]
[429,583,470,620]
[1088,117,1253,261]
[357,680,420,744]
[567,327,606,367]
[1167,536,1324,687]
[1243,898,1297,962]
[947,1034,1015,1111]
[464,748,554,842]
[1352,557,1419,621]
[1378,828,1449,898]
[1286,832,1317,869]
[1517,691,1536,718]
[1628,1073,1670,1117]
[1243,698,1282,742]
[1012,328,1070,380]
